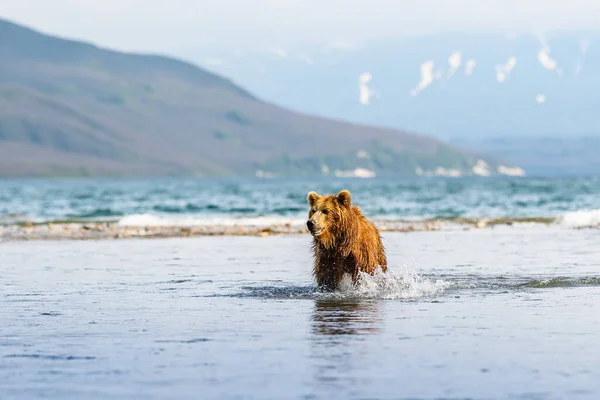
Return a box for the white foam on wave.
[558,210,600,228]
[320,265,450,300]
[116,213,305,228]
[116,211,600,231]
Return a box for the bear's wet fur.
[306,189,387,291]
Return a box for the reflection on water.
[311,299,383,337]
[309,299,384,387]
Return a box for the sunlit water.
[2,226,600,399]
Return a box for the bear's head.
[306,189,352,242]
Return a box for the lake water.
[1,176,600,228]
[2,225,600,399]
[1,177,600,399]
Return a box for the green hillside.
[0,18,509,178]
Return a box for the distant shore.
[0,217,560,242]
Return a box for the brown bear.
[306,189,387,290]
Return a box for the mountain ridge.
[0,18,517,178]
[190,31,600,173]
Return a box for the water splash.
[325,265,450,300]
[230,264,450,301]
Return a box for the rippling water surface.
[2,226,600,399]
[1,176,600,227]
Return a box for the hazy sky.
[2,0,599,54]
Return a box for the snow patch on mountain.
[465,59,476,76]
[410,61,436,96]
[359,72,375,105]
[447,51,462,79]
[495,57,517,83]
[574,39,591,76]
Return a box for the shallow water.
[2,227,600,399]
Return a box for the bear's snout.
[306,220,315,231]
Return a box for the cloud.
[271,47,287,58]
[2,0,600,52]
[203,57,224,67]
[327,41,361,51]
[296,55,314,65]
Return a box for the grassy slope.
[0,18,503,177]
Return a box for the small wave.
[151,205,290,214]
[155,338,211,344]
[114,213,558,230]
[516,277,600,288]
[426,273,600,290]
[4,354,96,361]
[229,207,257,213]
[152,204,209,213]
[11,209,600,232]
[272,207,306,214]
[0,213,30,225]
[235,285,316,299]
[72,193,94,200]
[117,213,305,227]
[66,209,123,219]
[558,209,600,228]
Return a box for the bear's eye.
[321,209,328,215]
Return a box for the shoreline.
[0,217,561,242]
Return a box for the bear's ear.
[336,190,352,208]
[307,191,320,207]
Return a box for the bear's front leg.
[343,253,360,285]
